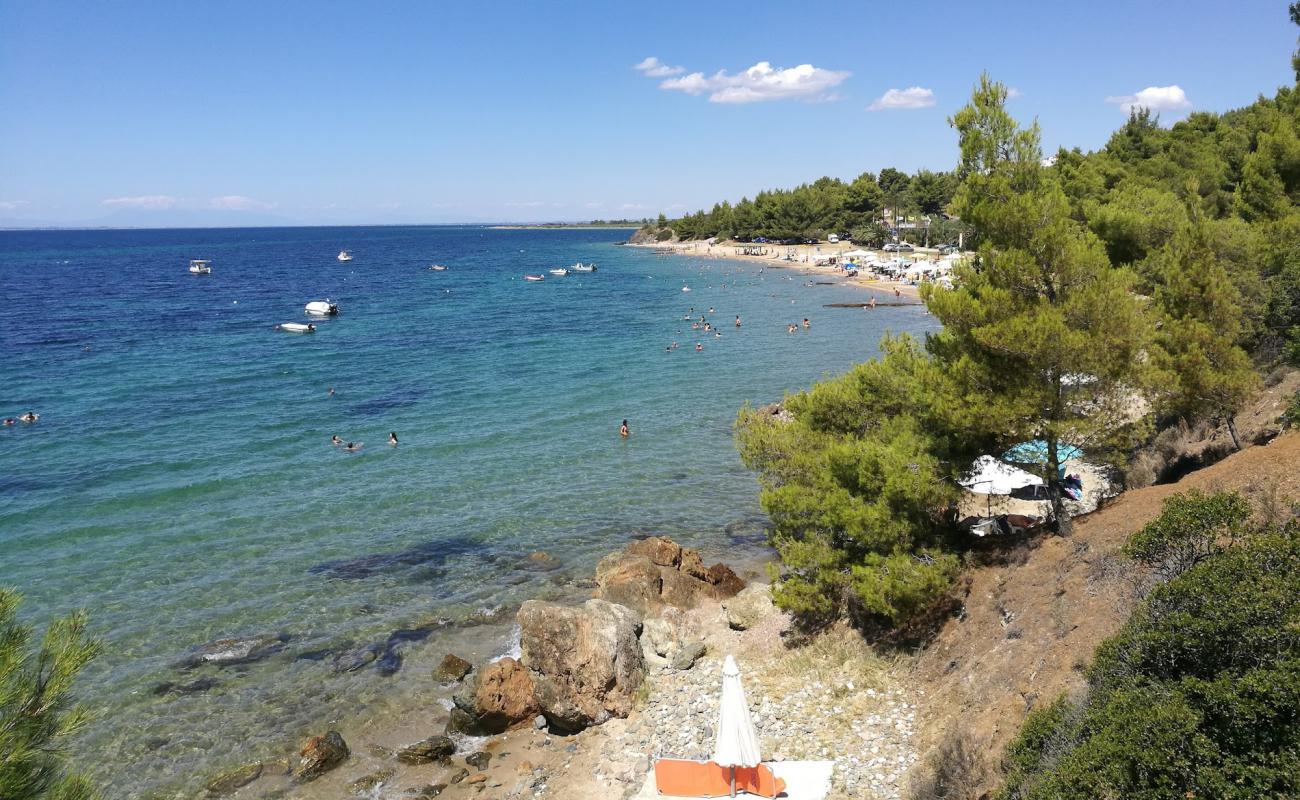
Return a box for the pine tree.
[927,75,1155,534]
[0,590,101,800]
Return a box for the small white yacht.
[571,262,597,272]
[337,250,353,262]
[305,301,339,316]
[276,322,316,333]
[188,259,212,275]
[548,267,570,276]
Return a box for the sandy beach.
[631,239,948,300]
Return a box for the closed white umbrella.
[714,655,762,797]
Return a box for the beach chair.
[653,759,787,797]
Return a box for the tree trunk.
[1047,437,1072,536]
[1226,414,1242,451]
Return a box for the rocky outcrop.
[294,730,349,781]
[448,657,540,735]
[517,599,645,733]
[670,641,706,671]
[433,653,473,683]
[205,762,263,796]
[396,735,455,765]
[724,583,776,631]
[594,537,744,615]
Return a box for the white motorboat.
[548,267,570,276]
[305,301,339,316]
[523,274,545,282]
[430,264,449,271]
[188,259,212,274]
[276,322,316,333]
[681,286,691,292]
[337,250,353,262]
[571,262,597,272]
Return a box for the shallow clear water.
[0,226,935,795]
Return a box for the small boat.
[571,262,597,272]
[305,301,339,316]
[188,259,212,275]
[337,250,353,262]
[430,264,449,271]
[276,322,316,333]
[548,267,570,276]
[523,274,545,282]
[681,286,691,292]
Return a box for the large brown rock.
[594,538,745,615]
[448,657,539,735]
[517,599,644,733]
[294,730,348,781]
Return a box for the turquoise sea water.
[0,226,936,795]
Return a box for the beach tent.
[841,249,872,259]
[1004,440,1083,466]
[714,655,762,797]
[960,455,1044,495]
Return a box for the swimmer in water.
[331,435,342,446]
[2,418,14,426]
[19,412,38,423]
[620,419,629,438]
[328,387,335,397]
[344,442,361,452]
[388,432,398,446]
[803,318,810,329]
[695,342,703,352]
[869,296,877,309]
[787,323,796,334]
[735,315,741,327]
[708,307,714,313]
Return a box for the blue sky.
[1,1,1295,227]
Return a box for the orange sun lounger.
[653,759,787,798]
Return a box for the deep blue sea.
[0,225,935,796]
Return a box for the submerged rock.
[396,735,455,765]
[177,633,290,669]
[348,767,395,795]
[152,676,220,696]
[331,643,382,673]
[294,730,349,781]
[205,762,262,796]
[518,598,644,733]
[434,653,473,683]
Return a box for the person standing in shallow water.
[619,419,629,438]
[388,432,398,446]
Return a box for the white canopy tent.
[960,455,1043,495]
[841,249,873,259]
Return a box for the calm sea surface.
[0,226,936,795]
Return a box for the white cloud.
[633,56,685,78]
[868,86,936,111]
[1007,87,1022,100]
[654,61,850,104]
[0,200,29,211]
[620,203,646,211]
[102,194,178,209]
[1105,85,1191,115]
[584,202,604,209]
[209,195,275,211]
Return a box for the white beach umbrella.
[714,654,762,797]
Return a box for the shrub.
[908,727,994,800]
[1121,489,1250,580]
[997,521,1300,800]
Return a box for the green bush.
[997,513,1300,800]
[0,589,102,800]
[1122,489,1251,580]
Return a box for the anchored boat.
[276,322,316,333]
[337,250,353,262]
[523,274,545,282]
[188,259,212,275]
[305,301,339,316]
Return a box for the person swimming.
[344,441,361,452]
[19,412,38,423]
[868,296,877,309]
[2,418,15,426]
[328,387,335,397]
[787,323,796,334]
[388,432,398,446]
[735,315,741,327]
[331,435,342,446]
[620,419,629,438]
[708,307,714,313]
[695,342,703,351]
[803,318,810,329]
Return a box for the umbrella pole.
[730,766,736,798]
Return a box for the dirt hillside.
[911,431,1300,783]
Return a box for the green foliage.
[737,337,964,629]
[998,514,1300,800]
[0,589,102,800]
[1122,489,1251,580]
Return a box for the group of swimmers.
[327,389,399,451]
[2,412,39,426]
[670,306,744,353]
[787,318,812,334]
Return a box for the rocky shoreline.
[195,536,918,800]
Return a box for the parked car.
[753,237,768,243]
[827,234,838,243]
[897,242,915,252]
[883,242,900,252]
